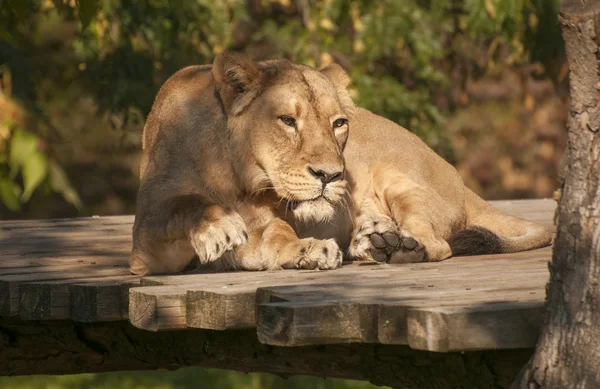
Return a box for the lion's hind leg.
[383,176,462,262]
[349,172,462,263]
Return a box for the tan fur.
[130,54,552,275]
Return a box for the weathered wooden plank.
[0,244,130,259]
[185,285,256,330]
[0,266,131,316]
[19,275,139,320]
[146,270,384,331]
[0,225,132,240]
[0,259,129,275]
[138,265,327,286]
[252,251,550,348]
[128,286,191,331]
[257,300,366,346]
[0,215,134,229]
[1,226,132,239]
[183,265,380,330]
[129,249,549,331]
[131,267,340,331]
[0,236,132,249]
[142,247,550,287]
[375,290,545,347]
[187,260,547,331]
[255,271,548,305]
[0,238,132,256]
[256,287,545,348]
[130,255,547,332]
[0,254,129,270]
[186,286,272,330]
[406,302,545,352]
[131,266,313,331]
[69,279,140,322]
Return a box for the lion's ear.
[320,63,350,88]
[213,52,262,115]
[321,63,355,115]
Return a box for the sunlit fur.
[131,55,355,274]
[131,53,552,276]
[225,61,353,224]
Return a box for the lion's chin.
[290,197,338,224]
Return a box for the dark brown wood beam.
[1,317,530,388]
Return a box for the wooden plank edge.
[19,276,140,321]
[70,279,140,322]
[256,300,367,347]
[186,288,256,330]
[406,301,545,352]
[255,288,546,348]
[128,286,189,332]
[0,266,132,316]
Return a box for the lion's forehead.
[299,69,337,94]
[264,70,342,117]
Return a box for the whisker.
[341,192,355,229]
[250,186,277,196]
[276,197,285,207]
[327,216,339,228]
[284,198,290,220]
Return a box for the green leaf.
[9,129,39,179]
[76,0,100,30]
[0,177,21,211]
[21,150,48,202]
[49,161,82,209]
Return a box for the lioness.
[130,53,552,275]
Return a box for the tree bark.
[513,1,600,388]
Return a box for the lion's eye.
[279,116,297,128]
[333,118,348,128]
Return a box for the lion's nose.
[308,167,344,186]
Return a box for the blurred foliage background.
[0,0,567,387]
[0,366,391,389]
[0,0,567,220]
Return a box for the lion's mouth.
[287,196,330,211]
[283,194,341,223]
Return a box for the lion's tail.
[447,188,553,256]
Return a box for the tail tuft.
[448,226,504,256]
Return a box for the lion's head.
[212,53,354,224]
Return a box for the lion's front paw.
[190,207,248,264]
[348,216,426,264]
[294,238,343,270]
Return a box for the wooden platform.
[0,199,555,353]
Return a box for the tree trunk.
[513,1,600,387]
